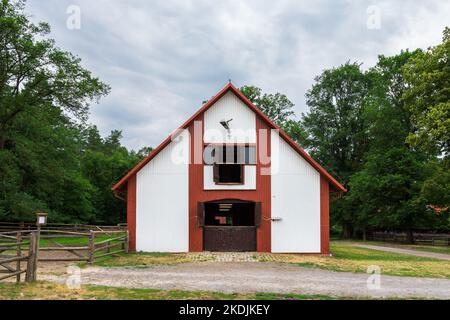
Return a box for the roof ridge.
[112,83,346,193]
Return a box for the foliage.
[300,44,449,237]
[240,85,295,127]
[302,62,370,183]
[0,0,144,224]
[0,0,110,148]
[403,27,450,156]
[300,62,370,236]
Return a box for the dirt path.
[353,244,450,261]
[42,262,450,299]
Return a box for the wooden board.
[203,226,256,252]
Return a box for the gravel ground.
[42,262,450,299]
[354,244,450,261]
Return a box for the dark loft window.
[205,144,255,185]
[213,163,243,184]
[204,145,256,165]
[204,202,256,226]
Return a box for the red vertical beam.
[256,117,271,253]
[127,175,137,252]
[188,114,204,252]
[320,176,330,254]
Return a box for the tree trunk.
[406,229,415,244]
[0,132,5,149]
[342,223,353,239]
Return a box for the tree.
[403,28,450,156]
[80,127,143,224]
[0,0,110,149]
[302,62,369,182]
[301,62,370,237]
[240,85,295,127]
[347,51,449,242]
[0,0,116,223]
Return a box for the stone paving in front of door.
[186,252,291,263]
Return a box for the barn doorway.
[199,200,261,252]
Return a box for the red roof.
[112,83,347,193]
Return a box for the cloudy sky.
[26,0,449,150]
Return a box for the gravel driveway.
[42,262,450,299]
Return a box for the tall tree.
[0,0,111,223]
[240,85,295,127]
[403,28,450,156]
[347,51,448,241]
[80,127,142,224]
[0,0,110,149]
[301,62,370,237]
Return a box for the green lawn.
[39,234,125,247]
[278,243,450,279]
[90,252,213,268]
[349,240,450,255]
[0,282,345,300]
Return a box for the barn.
[112,83,346,254]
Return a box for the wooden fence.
[36,229,129,263]
[0,231,36,283]
[369,232,450,246]
[0,228,128,283]
[0,222,127,233]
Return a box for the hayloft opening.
[204,202,255,226]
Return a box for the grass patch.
[335,240,450,255]
[91,252,213,267]
[270,243,450,279]
[400,245,450,255]
[0,282,347,300]
[39,235,123,247]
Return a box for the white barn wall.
[204,92,256,144]
[136,133,189,252]
[271,131,321,253]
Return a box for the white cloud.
[25,0,449,150]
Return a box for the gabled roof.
[112,83,347,193]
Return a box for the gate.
[204,226,257,252]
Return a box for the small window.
[204,145,256,165]
[213,163,243,184]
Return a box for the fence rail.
[369,232,450,246]
[0,231,34,283]
[0,222,127,233]
[0,226,128,283]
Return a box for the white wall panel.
[204,92,256,144]
[203,165,256,190]
[136,132,189,252]
[271,131,321,253]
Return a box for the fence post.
[16,231,22,283]
[125,230,129,254]
[88,231,95,264]
[25,231,38,282]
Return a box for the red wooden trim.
[127,175,137,252]
[112,83,346,193]
[320,176,330,255]
[256,116,271,252]
[188,114,272,252]
[188,114,204,251]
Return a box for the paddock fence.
[0,224,129,283]
[368,232,450,246]
[0,231,35,283]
